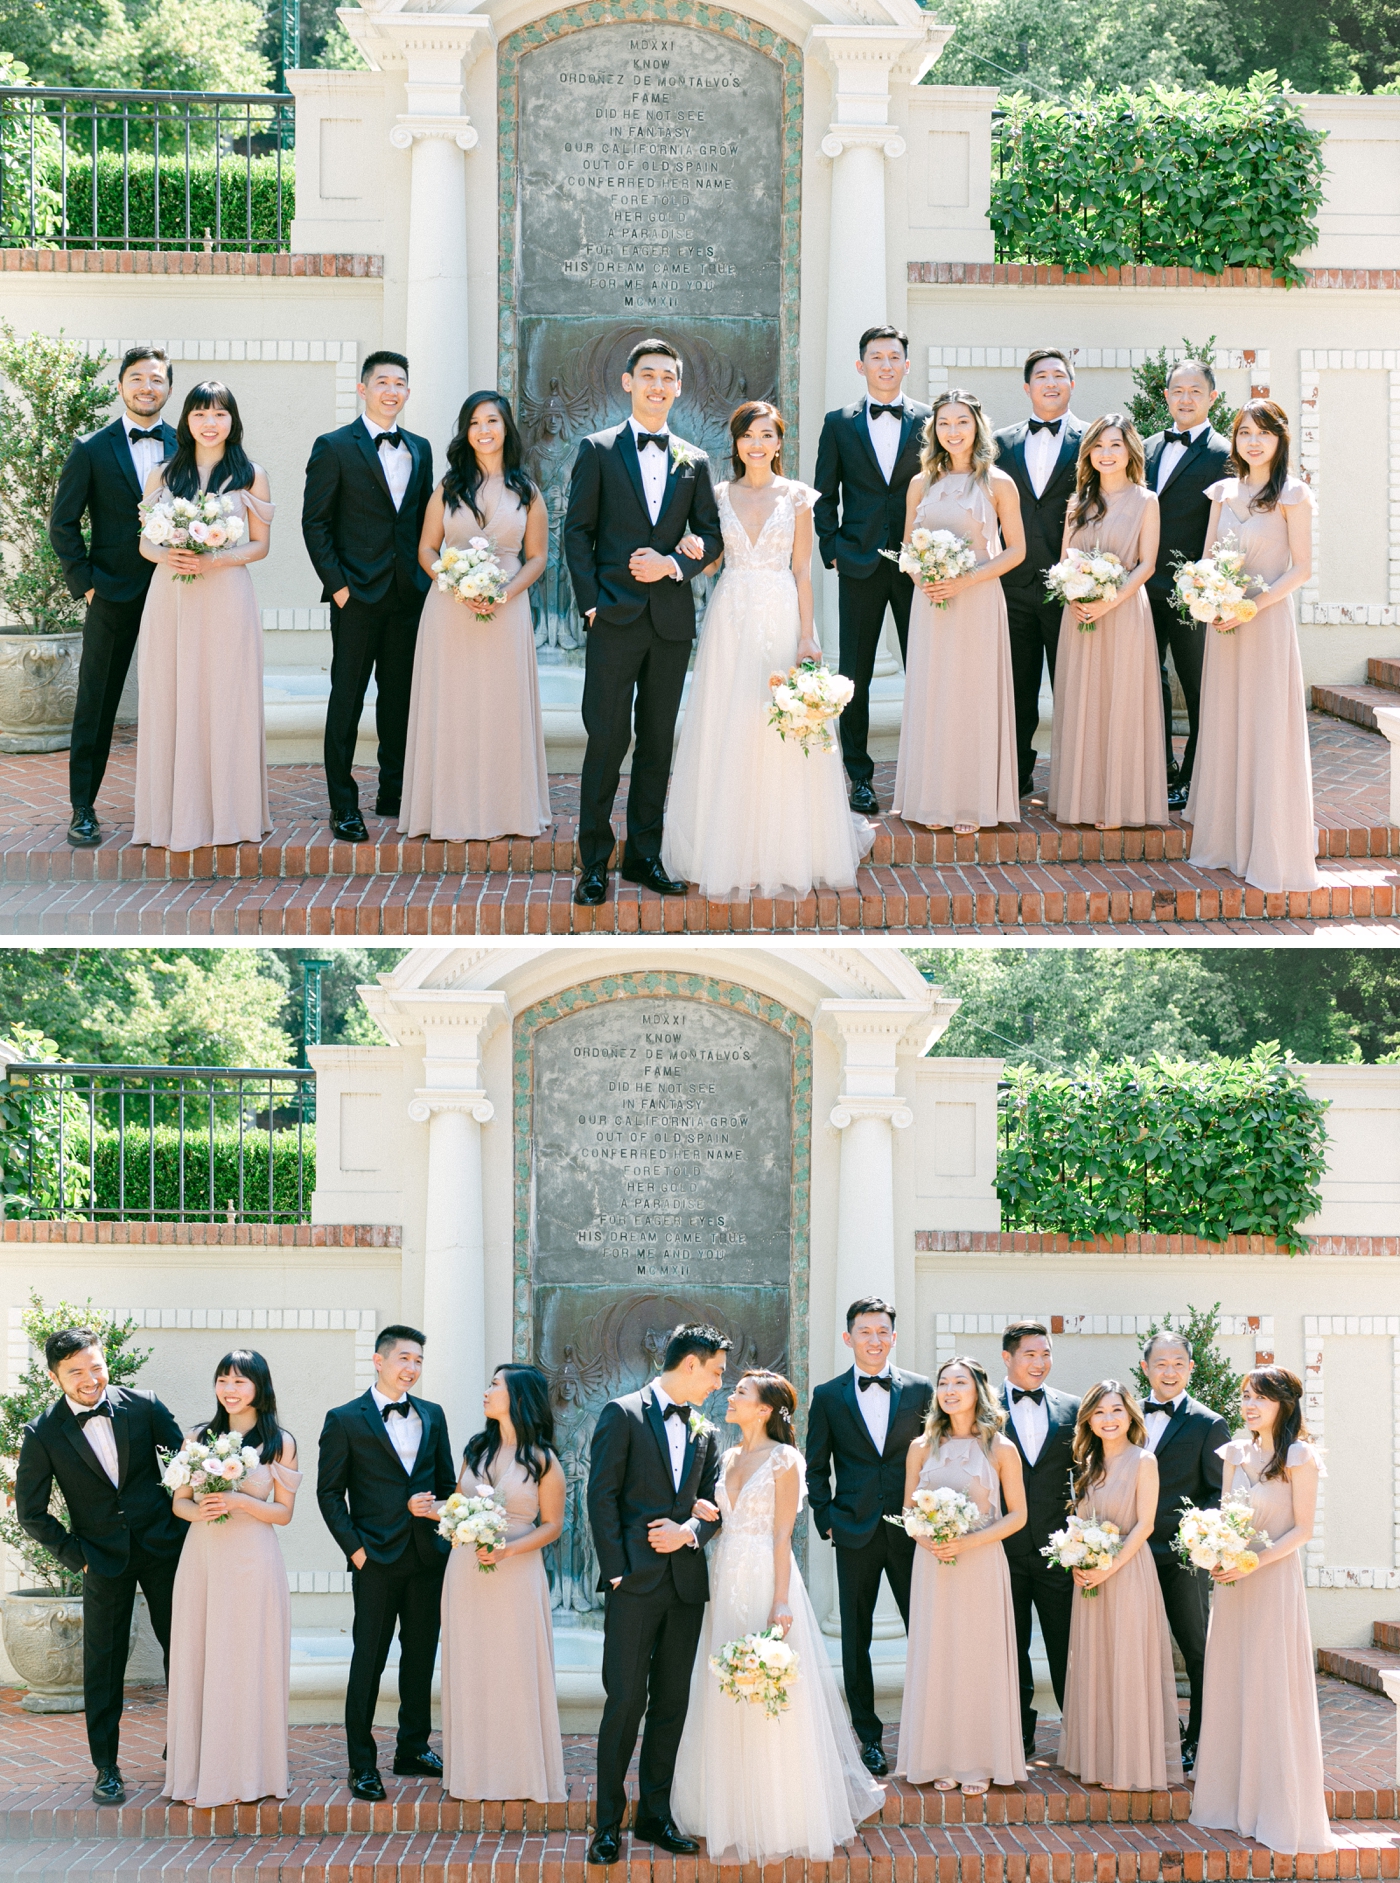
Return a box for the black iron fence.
[1,1062,315,1224]
[0,87,296,251]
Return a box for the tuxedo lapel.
[360,1391,408,1470]
[1000,1384,1031,1471]
[111,1388,131,1488]
[1144,439,1166,492]
[1047,421,1081,493]
[841,1369,881,1458]
[1157,430,1210,498]
[56,1396,118,1489]
[849,402,887,485]
[882,1368,905,1457]
[352,421,396,507]
[615,424,652,524]
[1152,1397,1192,1459]
[106,421,142,501]
[1007,426,1032,500]
[642,1386,677,1484]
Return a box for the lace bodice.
[716,482,812,575]
[716,1444,807,1540]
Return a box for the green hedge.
[34,149,293,250]
[990,80,1327,285]
[996,1047,1328,1251]
[86,1125,314,1221]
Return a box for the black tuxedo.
[813,398,932,788]
[1143,427,1232,785]
[998,1381,1079,1744]
[1145,1392,1230,1747]
[586,1385,721,1829]
[300,420,435,819]
[49,417,178,811]
[993,418,1086,795]
[316,1389,456,1772]
[563,424,722,872]
[805,1364,933,1747]
[15,1385,185,1768]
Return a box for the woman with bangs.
[896,1355,1026,1792]
[133,379,273,852]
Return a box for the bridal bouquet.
[710,1625,799,1719]
[437,1489,509,1570]
[1172,535,1265,634]
[884,1484,982,1563]
[1041,1513,1122,1596]
[881,528,977,607]
[139,491,245,583]
[1175,1499,1268,1585]
[432,537,508,620]
[159,1431,260,1523]
[767,659,855,757]
[1044,547,1127,626]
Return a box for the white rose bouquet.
[1044,547,1127,626]
[767,659,856,758]
[710,1625,800,1718]
[881,527,977,607]
[884,1484,983,1563]
[139,491,246,584]
[1040,1513,1122,1596]
[1172,535,1265,635]
[432,537,509,620]
[159,1431,261,1523]
[1174,1499,1268,1585]
[437,1489,510,1570]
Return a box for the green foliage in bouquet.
[1132,1302,1245,1425]
[1128,336,1238,440]
[0,1294,151,1591]
[997,1044,1329,1251]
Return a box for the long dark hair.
[1069,412,1145,532]
[162,380,255,500]
[1228,399,1291,514]
[464,1363,556,1485]
[1071,1378,1147,1501]
[198,1348,286,1464]
[739,1368,797,1443]
[1245,1365,1309,1481]
[442,391,535,523]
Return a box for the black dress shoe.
[849,781,880,816]
[331,811,370,843]
[67,806,101,847]
[1179,1738,1197,1776]
[859,1740,889,1777]
[574,863,610,906]
[587,1826,622,1866]
[1023,1733,1038,1761]
[619,855,687,896]
[630,1811,700,1854]
[374,798,401,819]
[392,1749,443,1777]
[1167,782,1191,811]
[349,1768,387,1801]
[92,1766,126,1805]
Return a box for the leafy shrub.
[1,1025,91,1216]
[87,1124,315,1221]
[1127,336,1238,440]
[39,149,293,251]
[1132,1302,1244,1426]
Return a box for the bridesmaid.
[1190,1368,1334,1853]
[399,392,551,841]
[897,1355,1027,1793]
[163,1350,300,1806]
[1185,401,1322,892]
[133,381,272,852]
[410,1363,566,1802]
[1048,414,1168,831]
[892,388,1024,834]
[1058,1380,1183,1792]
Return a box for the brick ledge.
[909,261,1400,290]
[0,1221,400,1246]
[915,1231,1399,1257]
[0,250,382,277]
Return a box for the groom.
[586,1323,729,1866]
[563,337,723,907]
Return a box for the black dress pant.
[82,1540,177,1768]
[596,1581,706,1829]
[1005,1549,1074,1744]
[1153,1549,1209,1747]
[1005,592,1063,796]
[69,592,147,811]
[833,1519,915,1746]
[578,608,692,871]
[836,560,913,788]
[344,1542,445,1773]
[1150,593,1205,783]
[325,589,425,818]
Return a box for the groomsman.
[49,346,177,849]
[1140,1331,1230,1773]
[317,1325,456,1799]
[997,1321,1078,1760]
[14,1326,186,1805]
[1143,360,1231,809]
[805,1297,933,1774]
[993,350,1085,799]
[302,352,434,843]
[813,327,931,815]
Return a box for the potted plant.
[0,1293,150,1709]
[0,324,114,752]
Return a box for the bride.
[661,402,874,900]
[671,1370,884,1864]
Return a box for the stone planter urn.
[0,1588,139,1712]
[0,629,83,753]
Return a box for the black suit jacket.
[586,1386,722,1600]
[562,424,721,643]
[805,1365,934,1550]
[813,398,932,578]
[316,1390,456,1568]
[1146,1393,1230,1557]
[993,418,1085,599]
[49,418,178,605]
[998,1383,1079,1561]
[300,420,434,607]
[1142,428,1232,598]
[15,1385,185,1579]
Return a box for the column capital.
[821,126,905,161]
[338,9,495,85]
[831,1095,914,1131]
[806,21,953,112]
[390,113,478,151]
[408,1088,494,1126]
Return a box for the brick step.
[1311,683,1400,733]
[1368,658,1400,692]
[1319,1646,1400,1695]
[1374,1623,1400,1652]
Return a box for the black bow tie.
[867,403,903,420]
[128,427,163,444]
[1011,1386,1045,1405]
[637,431,670,452]
[662,1400,689,1422]
[75,1401,113,1423]
[858,1373,892,1392]
[382,1399,412,1420]
[375,430,404,450]
[1027,418,1061,435]
[1163,430,1193,447]
[1144,1401,1177,1417]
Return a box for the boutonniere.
[669,438,699,471]
[688,1410,715,1440]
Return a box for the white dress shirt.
[1143,1390,1185,1454]
[371,1384,422,1472]
[1024,418,1068,499]
[649,1382,700,1549]
[628,419,683,578]
[865,399,904,484]
[854,1366,893,1452]
[66,1394,119,1486]
[1006,1385,1049,1465]
[125,420,166,496]
[363,414,412,511]
[1155,421,1208,494]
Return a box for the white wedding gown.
[661,482,874,900]
[672,1444,884,1864]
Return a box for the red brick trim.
[914,1230,1399,1257]
[0,1221,400,1246]
[0,250,382,278]
[908,261,1400,291]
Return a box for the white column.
[830,1094,912,1372]
[820,128,904,415]
[390,118,477,455]
[408,1090,494,1450]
